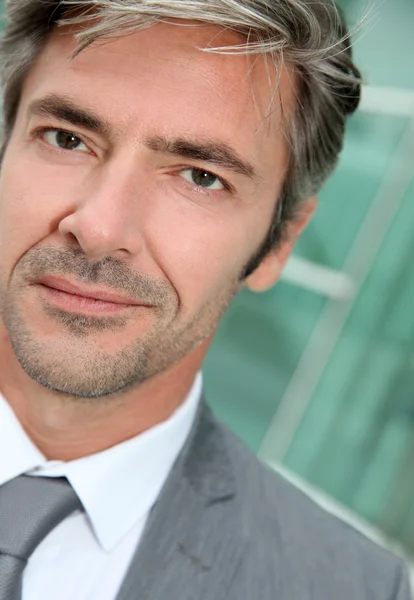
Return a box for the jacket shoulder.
[214,417,411,599]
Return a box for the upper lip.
[36,275,144,306]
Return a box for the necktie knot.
[0,474,82,561]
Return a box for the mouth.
[34,275,147,315]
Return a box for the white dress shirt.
[0,373,202,600]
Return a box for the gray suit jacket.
[115,403,411,600]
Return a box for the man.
[0,0,410,599]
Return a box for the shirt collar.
[0,373,202,552]
[0,396,45,482]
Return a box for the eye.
[41,129,90,153]
[179,168,225,190]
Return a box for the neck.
[0,332,206,461]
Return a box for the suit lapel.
[116,403,245,600]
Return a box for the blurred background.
[204,0,414,567]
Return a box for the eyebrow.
[27,94,111,137]
[27,95,257,180]
[146,136,257,180]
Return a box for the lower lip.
[38,285,137,314]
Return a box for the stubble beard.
[0,247,240,399]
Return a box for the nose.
[58,159,144,262]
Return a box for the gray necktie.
[0,474,82,600]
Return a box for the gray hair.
[0,0,361,274]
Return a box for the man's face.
[0,22,295,398]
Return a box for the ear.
[245,197,317,293]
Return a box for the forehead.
[19,21,296,183]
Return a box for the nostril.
[66,231,79,243]
[61,230,81,248]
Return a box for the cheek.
[0,148,74,279]
[144,197,249,313]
